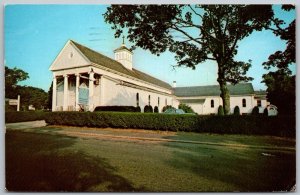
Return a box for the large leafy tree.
[262,5,295,115]
[5,66,29,98]
[104,5,273,114]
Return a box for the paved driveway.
[6,120,46,130]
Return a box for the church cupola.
[114,36,133,70]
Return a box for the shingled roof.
[174,83,254,97]
[70,40,172,90]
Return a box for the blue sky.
[4,4,296,92]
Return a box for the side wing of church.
[49,40,269,114]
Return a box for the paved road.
[6,120,46,130]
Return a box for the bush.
[94,106,139,112]
[252,106,259,115]
[233,106,240,116]
[44,112,295,137]
[144,105,153,113]
[264,107,268,116]
[162,105,175,112]
[6,111,47,123]
[218,106,224,116]
[178,103,194,113]
[136,106,141,113]
[154,106,159,113]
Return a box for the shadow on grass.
[163,141,295,192]
[6,131,142,192]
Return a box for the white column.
[17,95,20,112]
[75,73,80,111]
[63,74,69,111]
[52,76,57,111]
[89,71,94,111]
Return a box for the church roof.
[70,40,172,90]
[114,45,132,53]
[174,83,254,97]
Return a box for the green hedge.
[44,112,295,137]
[5,111,48,123]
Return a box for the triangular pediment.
[49,40,91,71]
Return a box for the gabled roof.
[70,40,172,90]
[174,83,254,97]
[114,45,132,53]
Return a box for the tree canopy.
[262,5,295,115]
[5,66,48,110]
[104,5,274,114]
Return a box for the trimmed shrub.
[144,105,153,113]
[136,106,141,113]
[44,112,295,137]
[218,106,224,116]
[252,106,259,115]
[178,103,194,113]
[233,106,240,116]
[94,106,139,112]
[162,105,175,112]
[6,111,48,123]
[264,107,268,116]
[154,106,159,113]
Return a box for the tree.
[178,103,194,113]
[262,5,295,115]
[252,106,259,115]
[16,86,48,110]
[5,66,29,98]
[47,82,53,110]
[233,106,240,116]
[218,106,224,116]
[262,72,295,115]
[104,5,273,114]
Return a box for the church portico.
[52,67,101,112]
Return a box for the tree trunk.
[219,82,230,115]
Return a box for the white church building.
[49,40,269,114]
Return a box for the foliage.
[136,106,141,112]
[47,82,53,110]
[45,112,295,137]
[6,111,48,123]
[144,105,153,113]
[262,72,295,115]
[104,5,274,114]
[5,66,29,98]
[264,107,268,116]
[5,66,48,110]
[94,106,140,112]
[262,6,295,116]
[178,103,194,113]
[154,106,159,113]
[252,106,260,115]
[263,5,295,74]
[162,105,175,112]
[233,106,240,116]
[218,106,224,116]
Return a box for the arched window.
[242,99,246,107]
[211,99,214,108]
[136,93,139,107]
[148,95,151,105]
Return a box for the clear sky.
[4,4,296,92]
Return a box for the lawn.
[5,126,295,192]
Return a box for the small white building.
[49,40,270,114]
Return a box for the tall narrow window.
[242,99,246,107]
[158,97,160,107]
[148,95,151,105]
[211,99,214,108]
[257,100,261,107]
[136,93,139,107]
